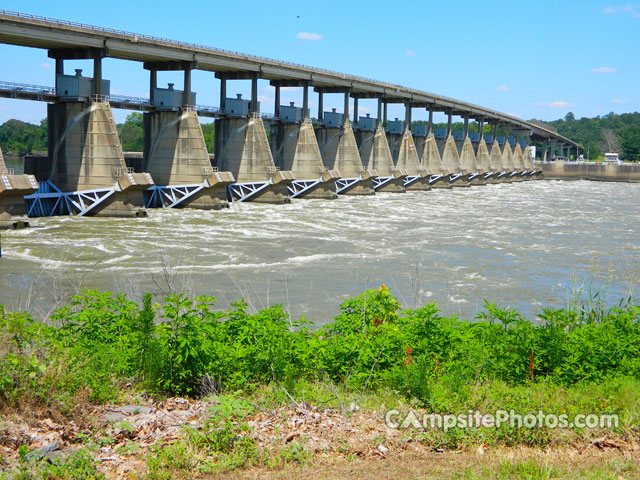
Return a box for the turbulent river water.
[0,180,638,324]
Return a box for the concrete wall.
[143,110,212,185]
[540,162,640,182]
[48,102,128,192]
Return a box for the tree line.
[0,111,638,161]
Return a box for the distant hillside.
[534,112,640,161]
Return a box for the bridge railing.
[0,80,55,95]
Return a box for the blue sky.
[0,0,637,124]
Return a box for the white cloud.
[296,32,323,41]
[604,4,640,18]
[40,62,51,70]
[258,94,273,104]
[533,101,577,108]
[591,66,618,73]
[612,98,628,104]
[405,50,416,56]
[496,85,510,92]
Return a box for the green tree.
[201,122,215,154]
[117,113,144,152]
[620,125,640,161]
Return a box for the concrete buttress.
[459,136,484,185]
[420,134,449,188]
[488,140,510,183]
[215,115,292,203]
[500,143,520,181]
[316,123,375,195]
[47,101,152,217]
[271,119,338,199]
[395,129,429,191]
[511,144,528,180]
[143,110,233,209]
[357,126,405,193]
[440,134,469,186]
[475,138,498,184]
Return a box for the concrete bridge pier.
[314,89,375,195]
[487,136,511,183]
[0,147,38,229]
[356,112,405,193]
[474,137,499,184]
[28,98,153,217]
[214,73,293,203]
[25,52,153,218]
[142,63,234,209]
[511,142,531,181]
[420,132,450,188]
[438,130,470,187]
[500,139,522,182]
[523,145,543,178]
[269,81,338,199]
[143,110,233,209]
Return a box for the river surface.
[0,180,638,324]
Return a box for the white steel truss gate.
[144,184,205,208]
[24,181,117,217]
[227,180,272,202]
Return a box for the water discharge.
[0,180,638,324]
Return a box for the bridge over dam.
[0,10,580,228]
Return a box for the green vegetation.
[543,111,640,161]
[0,119,47,156]
[1,287,639,477]
[1,287,639,407]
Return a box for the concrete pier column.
[144,110,232,209]
[377,99,382,124]
[511,143,527,180]
[488,139,508,181]
[383,101,388,127]
[463,114,469,137]
[446,110,452,137]
[250,75,258,114]
[274,84,281,118]
[475,137,497,183]
[405,101,412,126]
[420,133,447,186]
[550,140,557,160]
[183,67,192,107]
[343,92,349,122]
[427,107,433,135]
[353,97,358,123]
[149,69,157,104]
[220,78,227,113]
[55,58,64,76]
[93,54,102,96]
[317,92,323,121]
[302,83,309,119]
[459,136,482,184]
